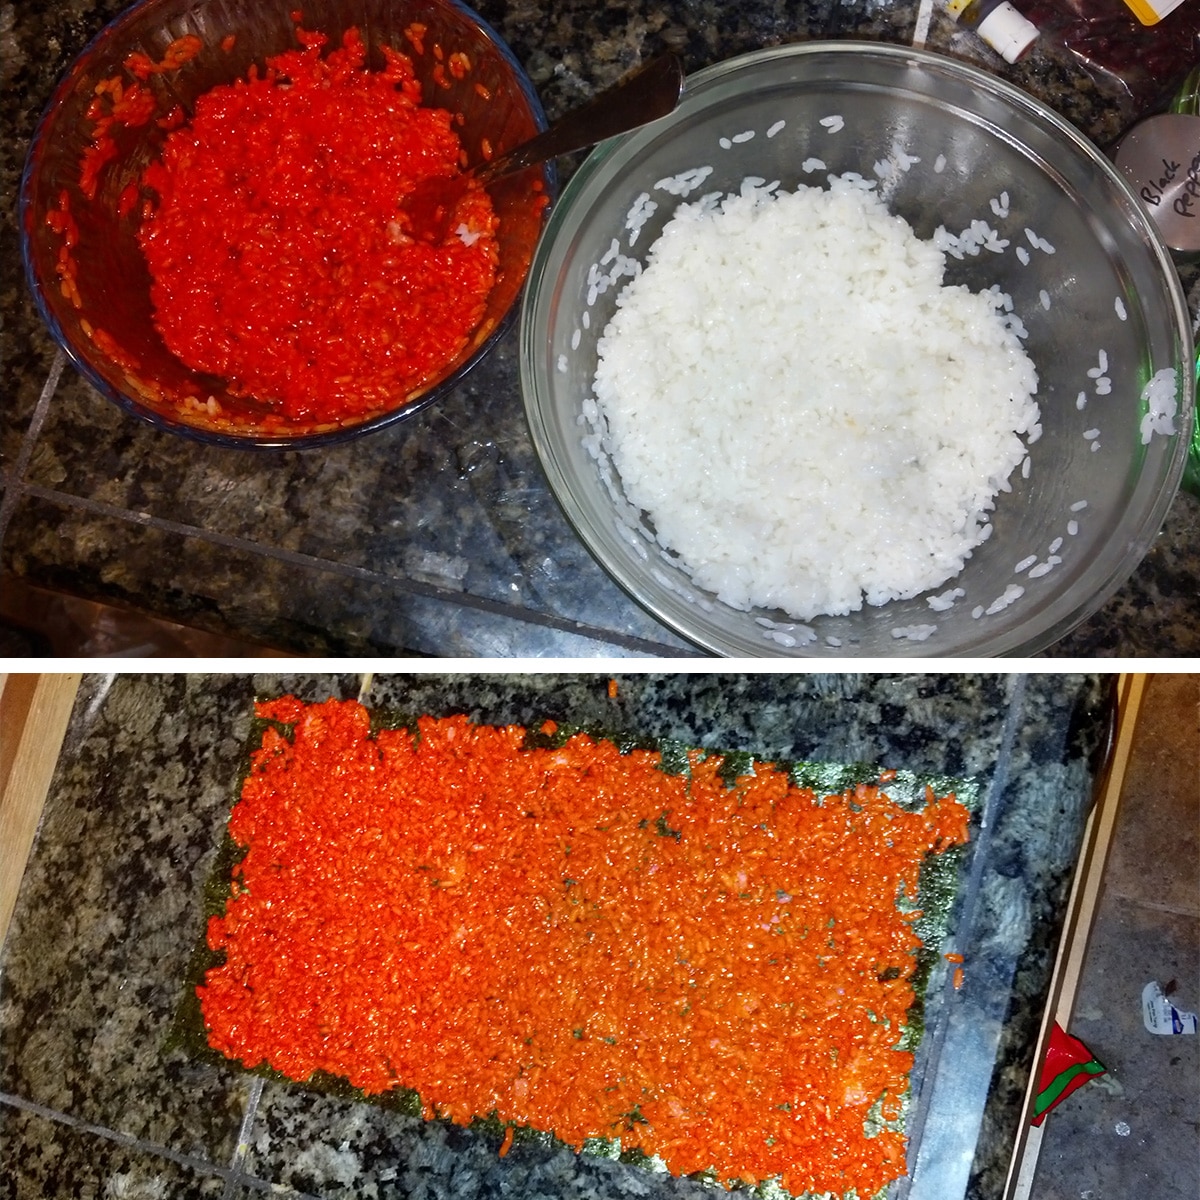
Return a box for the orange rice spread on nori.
[199,696,970,1196]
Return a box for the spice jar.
[1114,113,1200,258]
[944,0,1041,62]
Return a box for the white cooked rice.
[1139,367,1179,443]
[592,181,1041,620]
[985,583,1025,615]
[891,623,938,641]
[926,586,965,612]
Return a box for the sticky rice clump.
[592,180,1040,619]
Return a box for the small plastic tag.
[1142,981,1198,1035]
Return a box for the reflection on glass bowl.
[520,42,1193,657]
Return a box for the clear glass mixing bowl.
[21,0,549,448]
[520,41,1194,657]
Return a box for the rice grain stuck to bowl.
[591,179,1040,621]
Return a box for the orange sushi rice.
[198,696,970,1196]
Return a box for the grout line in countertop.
[221,1076,265,1199]
[1094,892,1200,920]
[0,1089,321,1198]
[0,349,64,548]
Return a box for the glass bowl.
[20,0,549,449]
[520,41,1194,657]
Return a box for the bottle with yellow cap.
[944,0,1041,62]
[1123,0,1188,21]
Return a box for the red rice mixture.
[137,27,498,421]
[199,696,969,1196]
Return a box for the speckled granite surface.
[0,673,1111,1198]
[1,0,1198,657]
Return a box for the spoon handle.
[478,53,685,183]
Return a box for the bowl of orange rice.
[20,0,551,448]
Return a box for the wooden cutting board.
[0,673,81,946]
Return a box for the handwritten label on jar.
[1115,113,1200,254]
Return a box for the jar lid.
[976,2,1039,64]
[1114,113,1200,256]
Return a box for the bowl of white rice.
[519,41,1194,657]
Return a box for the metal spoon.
[402,52,685,241]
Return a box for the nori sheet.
[171,700,981,1198]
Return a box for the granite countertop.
[0,672,1112,1198]
[2,1,1198,658]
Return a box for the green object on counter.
[1170,66,1200,115]
[1186,356,1200,497]
[1170,67,1200,497]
